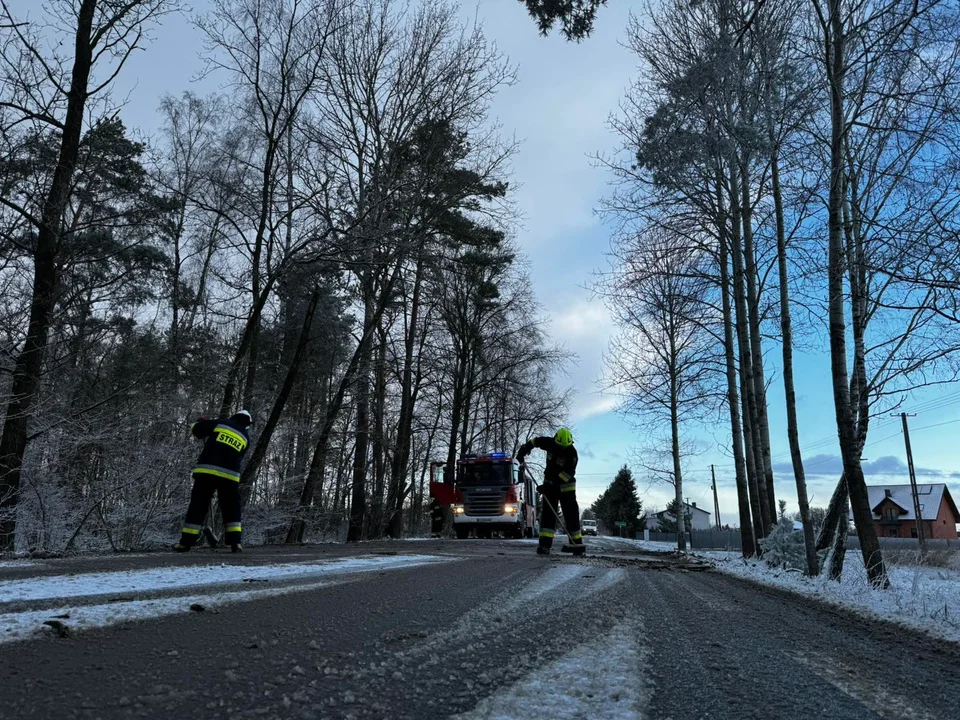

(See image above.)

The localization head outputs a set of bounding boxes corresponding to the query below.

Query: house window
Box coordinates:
[888,529,898,537]
[911,528,918,538]
[883,508,898,521]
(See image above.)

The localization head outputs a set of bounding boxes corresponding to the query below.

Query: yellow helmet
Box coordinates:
[554,427,573,447]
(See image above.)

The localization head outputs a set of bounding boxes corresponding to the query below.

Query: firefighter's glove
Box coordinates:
[535,484,545,495]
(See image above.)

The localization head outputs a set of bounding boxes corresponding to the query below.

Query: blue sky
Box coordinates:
[8,0,960,522]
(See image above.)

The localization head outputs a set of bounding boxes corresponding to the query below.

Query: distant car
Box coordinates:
[581,519,598,536]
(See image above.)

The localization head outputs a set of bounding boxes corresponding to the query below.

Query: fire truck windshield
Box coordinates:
[458,462,512,487]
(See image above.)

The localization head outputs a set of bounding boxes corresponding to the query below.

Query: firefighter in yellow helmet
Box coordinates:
[516,427,584,555]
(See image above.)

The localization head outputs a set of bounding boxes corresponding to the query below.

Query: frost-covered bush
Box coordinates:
[760,518,807,571]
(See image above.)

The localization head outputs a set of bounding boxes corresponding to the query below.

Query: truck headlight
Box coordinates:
[504,504,517,514]
[454,505,465,515]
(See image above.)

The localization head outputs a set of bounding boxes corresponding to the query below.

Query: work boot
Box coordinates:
[231,543,243,554]
[173,543,190,553]
[536,546,550,555]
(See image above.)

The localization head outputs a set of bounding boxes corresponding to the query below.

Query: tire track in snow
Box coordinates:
[321,561,634,718]
[791,650,941,720]
[453,618,649,720]
[403,564,625,655]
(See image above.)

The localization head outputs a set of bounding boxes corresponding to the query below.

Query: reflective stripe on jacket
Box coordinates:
[191,416,250,481]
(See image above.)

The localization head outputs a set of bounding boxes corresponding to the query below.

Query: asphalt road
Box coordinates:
[1,537,959,719]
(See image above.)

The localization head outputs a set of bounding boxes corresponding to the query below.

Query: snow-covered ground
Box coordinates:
[0,554,453,644]
[700,550,960,643]
[595,536,678,553]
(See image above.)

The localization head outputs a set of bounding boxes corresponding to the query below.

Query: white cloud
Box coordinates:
[546,294,619,420]
[574,394,619,422]
[473,2,636,253]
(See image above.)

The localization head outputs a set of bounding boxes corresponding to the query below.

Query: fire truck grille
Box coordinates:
[464,492,504,516]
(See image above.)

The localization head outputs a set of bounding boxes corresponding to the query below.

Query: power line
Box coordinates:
[912,417,960,433]
[764,391,960,466]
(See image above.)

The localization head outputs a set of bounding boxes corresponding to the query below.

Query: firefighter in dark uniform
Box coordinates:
[516,427,584,555]
[174,409,252,553]
[429,497,445,538]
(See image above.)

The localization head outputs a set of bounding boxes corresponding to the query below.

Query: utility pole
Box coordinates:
[897,412,927,557]
[711,464,722,529]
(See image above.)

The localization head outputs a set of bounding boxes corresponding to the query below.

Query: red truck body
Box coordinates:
[430,453,537,539]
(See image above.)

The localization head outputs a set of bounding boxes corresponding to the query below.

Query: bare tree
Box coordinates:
[804,0,960,585]
[0,0,182,549]
[604,226,721,551]
[194,0,342,417]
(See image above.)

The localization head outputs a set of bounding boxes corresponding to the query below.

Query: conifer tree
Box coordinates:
[591,465,644,537]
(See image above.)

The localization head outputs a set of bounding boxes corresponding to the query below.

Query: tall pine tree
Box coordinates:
[591,465,645,537]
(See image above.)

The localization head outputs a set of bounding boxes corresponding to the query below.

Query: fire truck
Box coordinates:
[430,452,537,539]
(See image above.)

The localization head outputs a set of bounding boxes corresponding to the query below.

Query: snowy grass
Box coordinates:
[883,547,960,571]
[699,550,960,643]
[0,554,450,604]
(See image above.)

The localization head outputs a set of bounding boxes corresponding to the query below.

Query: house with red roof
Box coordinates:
[859,484,960,540]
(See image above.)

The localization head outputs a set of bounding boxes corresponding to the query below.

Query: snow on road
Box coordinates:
[597,536,678,553]
[510,563,591,605]
[455,619,648,720]
[701,550,960,643]
[0,554,448,603]
[0,554,454,643]
[0,578,343,645]
[0,560,36,569]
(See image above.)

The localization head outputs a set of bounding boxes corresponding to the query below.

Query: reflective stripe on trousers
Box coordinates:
[193,464,241,481]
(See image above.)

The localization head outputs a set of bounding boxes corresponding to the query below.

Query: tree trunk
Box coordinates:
[828,493,849,581]
[716,170,756,557]
[459,350,476,458]
[346,275,375,543]
[286,262,403,543]
[729,163,770,538]
[669,359,685,552]
[739,159,776,522]
[825,0,887,588]
[184,216,221,332]
[368,321,388,538]
[219,276,278,416]
[0,0,97,550]
[239,135,281,412]
[240,288,320,501]
[446,351,468,469]
[771,145,818,575]
[387,258,425,538]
